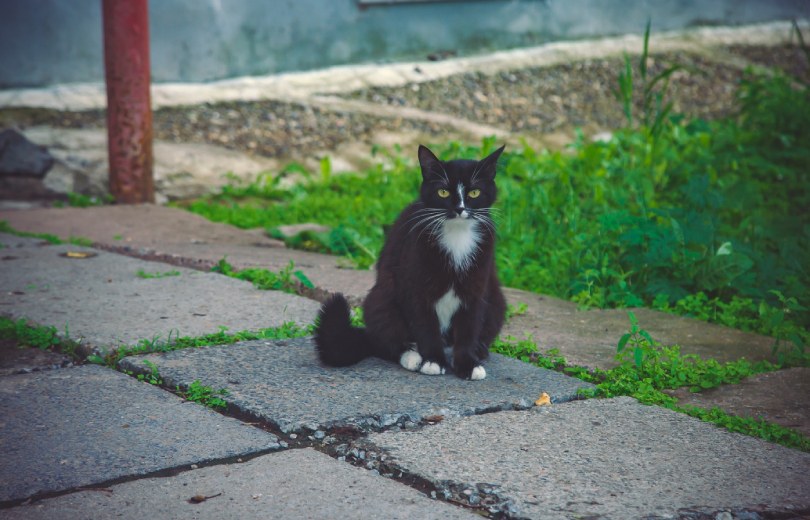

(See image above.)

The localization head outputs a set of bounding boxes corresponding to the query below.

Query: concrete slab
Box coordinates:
[502,288,778,369]
[0,364,280,505]
[1,449,480,520]
[364,397,810,519]
[118,337,593,433]
[0,234,320,350]
[663,367,810,437]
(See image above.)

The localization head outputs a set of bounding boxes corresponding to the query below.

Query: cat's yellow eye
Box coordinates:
[438,189,450,198]
[468,189,481,198]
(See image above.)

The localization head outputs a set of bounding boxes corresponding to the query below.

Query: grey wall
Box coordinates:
[1,0,807,89]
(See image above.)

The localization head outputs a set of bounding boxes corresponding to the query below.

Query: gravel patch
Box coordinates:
[0,101,452,161]
[725,43,810,81]
[343,52,751,134]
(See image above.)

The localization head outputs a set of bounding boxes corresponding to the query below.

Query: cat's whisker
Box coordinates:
[416,215,443,241]
[403,209,445,226]
[407,216,441,237]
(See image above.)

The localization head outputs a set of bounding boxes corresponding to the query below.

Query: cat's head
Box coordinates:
[417,144,504,220]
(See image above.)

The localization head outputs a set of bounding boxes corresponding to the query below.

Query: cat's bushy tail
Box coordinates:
[314,293,375,367]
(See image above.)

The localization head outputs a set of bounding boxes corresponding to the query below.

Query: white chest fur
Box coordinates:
[439,218,480,271]
[435,288,461,332]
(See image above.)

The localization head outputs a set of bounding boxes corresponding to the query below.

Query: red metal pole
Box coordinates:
[102,0,154,203]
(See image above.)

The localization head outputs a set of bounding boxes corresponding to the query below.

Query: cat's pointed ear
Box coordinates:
[418,145,443,182]
[476,145,505,180]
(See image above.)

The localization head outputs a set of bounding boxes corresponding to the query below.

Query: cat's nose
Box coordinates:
[454,207,468,218]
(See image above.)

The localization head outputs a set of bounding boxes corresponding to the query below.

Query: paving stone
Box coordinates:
[0,233,320,350]
[2,449,480,520]
[501,287,777,369]
[0,364,280,504]
[364,396,810,520]
[118,337,593,433]
[663,367,810,437]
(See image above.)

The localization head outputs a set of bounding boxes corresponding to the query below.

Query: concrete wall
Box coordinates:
[1,0,807,89]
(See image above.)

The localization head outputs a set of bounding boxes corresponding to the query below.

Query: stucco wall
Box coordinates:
[0,0,807,89]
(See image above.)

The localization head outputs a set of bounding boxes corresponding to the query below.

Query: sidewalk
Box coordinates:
[1,212,809,519]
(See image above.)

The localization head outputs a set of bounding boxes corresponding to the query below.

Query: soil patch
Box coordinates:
[0,337,72,377]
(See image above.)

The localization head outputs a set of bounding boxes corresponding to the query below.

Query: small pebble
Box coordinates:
[190,464,198,469]
[278,441,289,448]
[313,430,325,439]
[289,434,297,439]
[430,491,437,499]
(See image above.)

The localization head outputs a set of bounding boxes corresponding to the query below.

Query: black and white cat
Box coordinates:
[314,144,506,380]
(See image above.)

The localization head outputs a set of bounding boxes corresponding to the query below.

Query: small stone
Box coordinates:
[715,513,732,520]
[351,449,360,459]
[337,456,346,461]
[737,512,762,520]
[358,450,366,460]
[430,491,437,499]
[469,493,481,505]
[278,441,289,448]
[289,433,297,439]
[190,464,198,469]
[313,430,325,439]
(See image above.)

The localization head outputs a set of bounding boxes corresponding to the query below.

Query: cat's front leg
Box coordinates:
[450,304,489,380]
[408,308,449,376]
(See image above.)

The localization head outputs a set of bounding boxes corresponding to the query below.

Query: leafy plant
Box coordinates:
[53,193,115,208]
[491,313,810,452]
[122,359,163,385]
[0,317,80,358]
[86,322,312,369]
[0,220,93,247]
[136,269,180,279]
[212,256,314,294]
[176,380,230,410]
[504,302,528,323]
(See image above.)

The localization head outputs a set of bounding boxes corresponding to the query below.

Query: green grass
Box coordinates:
[176,68,809,361]
[211,256,314,294]
[136,269,181,279]
[0,317,81,358]
[0,220,93,247]
[491,311,810,452]
[86,321,313,369]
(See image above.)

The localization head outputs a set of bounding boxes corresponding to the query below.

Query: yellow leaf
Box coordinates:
[65,252,95,258]
[535,393,551,406]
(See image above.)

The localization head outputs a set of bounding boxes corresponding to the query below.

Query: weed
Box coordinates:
[491,312,809,452]
[53,193,115,208]
[176,380,230,410]
[86,322,312,369]
[0,220,94,247]
[212,256,314,294]
[0,317,81,358]
[136,269,181,279]
[122,359,163,385]
[504,302,528,323]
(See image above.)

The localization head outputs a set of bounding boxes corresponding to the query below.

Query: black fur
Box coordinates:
[314,144,507,379]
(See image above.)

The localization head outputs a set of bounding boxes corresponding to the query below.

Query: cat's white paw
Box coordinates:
[399,350,422,372]
[470,366,486,380]
[420,361,446,375]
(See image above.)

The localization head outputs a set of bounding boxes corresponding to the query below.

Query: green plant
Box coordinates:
[53,193,115,208]
[177,380,230,410]
[490,312,810,452]
[0,317,80,358]
[504,302,528,323]
[86,322,312,368]
[614,19,691,136]
[136,269,180,279]
[0,220,94,247]
[123,359,163,385]
[212,256,314,294]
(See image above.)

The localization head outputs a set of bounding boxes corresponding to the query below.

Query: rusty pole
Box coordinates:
[102,0,154,203]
